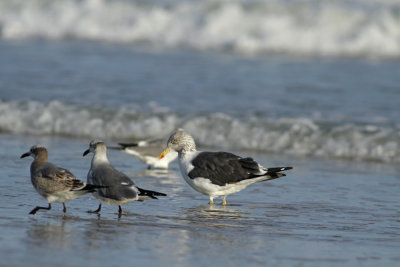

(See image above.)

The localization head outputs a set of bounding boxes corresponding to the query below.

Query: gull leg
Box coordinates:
[118,205,122,218]
[63,203,67,213]
[88,203,102,213]
[222,196,227,206]
[209,196,214,205]
[29,203,52,215]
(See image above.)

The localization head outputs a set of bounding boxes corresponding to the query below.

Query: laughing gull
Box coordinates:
[159,129,293,205]
[21,145,103,215]
[110,138,178,169]
[83,139,167,217]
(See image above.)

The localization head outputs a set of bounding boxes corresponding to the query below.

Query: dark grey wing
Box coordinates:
[90,164,137,201]
[188,152,262,186]
[90,164,133,186]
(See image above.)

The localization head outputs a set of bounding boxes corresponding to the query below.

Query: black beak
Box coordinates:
[83,149,90,157]
[20,152,31,159]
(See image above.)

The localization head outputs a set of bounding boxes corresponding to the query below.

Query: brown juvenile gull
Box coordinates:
[110,138,178,169]
[20,145,103,215]
[159,129,293,205]
[83,139,167,217]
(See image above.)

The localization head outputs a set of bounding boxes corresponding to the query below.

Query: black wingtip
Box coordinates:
[108,143,140,151]
[266,166,293,173]
[118,142,139,148]
[137,187,167,198]
[108,146,123,151]
[83,184,108,191]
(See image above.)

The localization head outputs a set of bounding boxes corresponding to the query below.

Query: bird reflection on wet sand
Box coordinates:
[178,204,250,229]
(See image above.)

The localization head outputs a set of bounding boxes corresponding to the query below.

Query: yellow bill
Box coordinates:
[159,148,171,159]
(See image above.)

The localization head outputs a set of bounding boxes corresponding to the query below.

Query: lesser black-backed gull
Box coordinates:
[83,139,167,217]
[159,129,292,205]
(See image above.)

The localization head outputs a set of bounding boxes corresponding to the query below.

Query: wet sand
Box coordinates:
[1,135,400,266]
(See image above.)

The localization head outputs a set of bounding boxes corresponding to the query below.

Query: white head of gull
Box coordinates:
[165,129,197,155]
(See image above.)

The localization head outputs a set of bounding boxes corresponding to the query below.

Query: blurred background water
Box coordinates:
[0,0,400,266]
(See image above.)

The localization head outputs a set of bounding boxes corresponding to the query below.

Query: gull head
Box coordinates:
[83,139,106,157]
[159,129,196,159]
[20,145,48,160]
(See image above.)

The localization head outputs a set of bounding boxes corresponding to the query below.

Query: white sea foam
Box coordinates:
[1,100,399,163]
[1,0,400,58]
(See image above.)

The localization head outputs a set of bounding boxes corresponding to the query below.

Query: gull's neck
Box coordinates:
[30,151,48,177]
[92,147,109,165]
[34,151,48,163]
[179,143,197,158]
[31,151,48,170]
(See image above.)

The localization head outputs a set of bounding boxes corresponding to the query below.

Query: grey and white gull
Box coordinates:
[110,138,178,169]
[83,139,167,217]
[21,145,102,215]
[159,129,293,205]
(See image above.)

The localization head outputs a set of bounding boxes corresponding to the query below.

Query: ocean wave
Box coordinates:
[1,0,400,58]
[1,100,399,163]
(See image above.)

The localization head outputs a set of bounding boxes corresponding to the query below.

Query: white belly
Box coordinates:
[46,191,83,203]
[187,176,258,197]
[90,190,138,206]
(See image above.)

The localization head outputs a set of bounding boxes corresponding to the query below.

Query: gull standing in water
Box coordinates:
[21,145,102,215]
[159,129,292,205]
[83,139,166,217]
[110,138,178,169]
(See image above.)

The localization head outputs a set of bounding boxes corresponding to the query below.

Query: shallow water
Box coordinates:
[1,135,399,266]
[1,40,400,164]
[1,1,400,264]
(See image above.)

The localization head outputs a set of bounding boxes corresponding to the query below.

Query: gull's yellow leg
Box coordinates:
[222,196,227,206]
[209,196,214,205]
